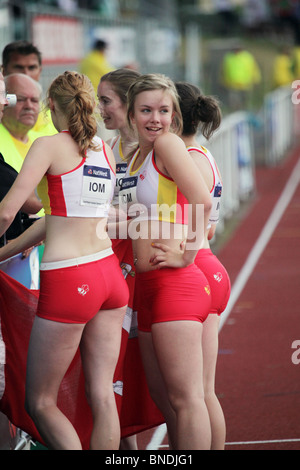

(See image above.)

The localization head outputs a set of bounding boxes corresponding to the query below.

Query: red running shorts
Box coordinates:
[37,248,129,324]
[195,249,231,316]
[135,264,211,332]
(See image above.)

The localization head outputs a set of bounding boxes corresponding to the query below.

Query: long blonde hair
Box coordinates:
[47,71,99,157]
[127,73,183,136]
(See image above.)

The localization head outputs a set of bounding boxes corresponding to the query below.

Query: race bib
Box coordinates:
[210,183,222,224]
[119,175,138,208]
[112,162,128,205]
[80,165,112,208]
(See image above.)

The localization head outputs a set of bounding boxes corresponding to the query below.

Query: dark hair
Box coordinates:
[100,68,141,104]
[93,39,108,51]
[2,41,42,68]
[175,82,221,140]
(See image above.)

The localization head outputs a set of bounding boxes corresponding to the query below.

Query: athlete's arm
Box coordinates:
[0,217,46,262]
[0,137,52,238]
[21,192,43,215]
[154,133,212,267]
[208,224,217,241]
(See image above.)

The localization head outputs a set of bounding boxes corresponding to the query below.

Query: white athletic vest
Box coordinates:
[187,145,223,227]
[37,135,115,218]
[120,148,188,224]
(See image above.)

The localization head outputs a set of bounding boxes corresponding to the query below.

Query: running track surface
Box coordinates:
[137,142,300,451]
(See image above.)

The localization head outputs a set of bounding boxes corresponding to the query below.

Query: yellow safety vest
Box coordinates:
[273,54,294,87]
[0,124,44,216]
[222,51,261,91]
[33,107,57,136]
[80,50,115,93]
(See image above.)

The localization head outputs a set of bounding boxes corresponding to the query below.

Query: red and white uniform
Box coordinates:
[187,145,223,228]
[121,148,211,330]
[37,136,115,218]
[110,138,164,432]
[120,148,189,224]
[36,134,128,325]
[188,145,231,316]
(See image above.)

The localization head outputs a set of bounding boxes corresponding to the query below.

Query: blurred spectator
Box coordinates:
[57,0,78,12]
[0,73,43,246]
[291,44,300,78]
[214,0,238,36]
[2,41,56,136]
[273,45,294,87]
[2,41,42,81]
[242,0,270,33]
[270,0,300,44]
[77,0,120,15]
[1,74,41,173]
[221,45,262,110]
[80,39,115,93]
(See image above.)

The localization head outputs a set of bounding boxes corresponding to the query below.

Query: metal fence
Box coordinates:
[264,86,296,166]
[198,84,299,238]
[0,1,13,55]
[1,2,300,449]
[22,3,181,93]
[199,112,256,235]
[0,2,298,245]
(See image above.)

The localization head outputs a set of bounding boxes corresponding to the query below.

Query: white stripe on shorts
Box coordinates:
[40,247,114,271]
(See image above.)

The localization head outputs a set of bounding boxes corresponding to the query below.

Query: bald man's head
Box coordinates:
[2,73,42,139]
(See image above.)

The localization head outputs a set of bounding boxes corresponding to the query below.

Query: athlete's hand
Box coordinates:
[149,242,189,269]
[21,247,34,259]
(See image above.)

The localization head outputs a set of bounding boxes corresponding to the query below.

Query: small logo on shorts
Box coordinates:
[78,284,89,296]
[120,262,135,279]
[214,272,223,283]
[204,285,211,296]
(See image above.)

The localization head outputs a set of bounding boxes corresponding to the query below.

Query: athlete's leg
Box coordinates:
[151,321,211,450]
[25,317,85,450]
[202,314,226,450]
[80,305,126,450]
[119,434,138,450]
[138,330,177,449]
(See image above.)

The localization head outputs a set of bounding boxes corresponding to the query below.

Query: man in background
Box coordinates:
[2,40,56,136]
[0,72,41,247]
[221,44,262,110]
[1,73,42,172]
[80,39,114,93]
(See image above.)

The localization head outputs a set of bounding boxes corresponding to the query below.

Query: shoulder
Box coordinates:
[102,140,116,172]
[107,134,119,149]
[32,133,66,148]
[188,144,208,156]
[29,135,54,148]
[92,135,103,147]
[26,134,65,162]
[154,132,185,155]
[154,133,191,176]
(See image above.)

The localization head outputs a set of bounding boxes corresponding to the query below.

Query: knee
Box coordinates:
[84,383,114,411]
[168,388,205,414]
[25,389,55,421]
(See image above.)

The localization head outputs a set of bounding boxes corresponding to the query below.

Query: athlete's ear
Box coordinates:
[48,97,55,112]
[129,111,135,126]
